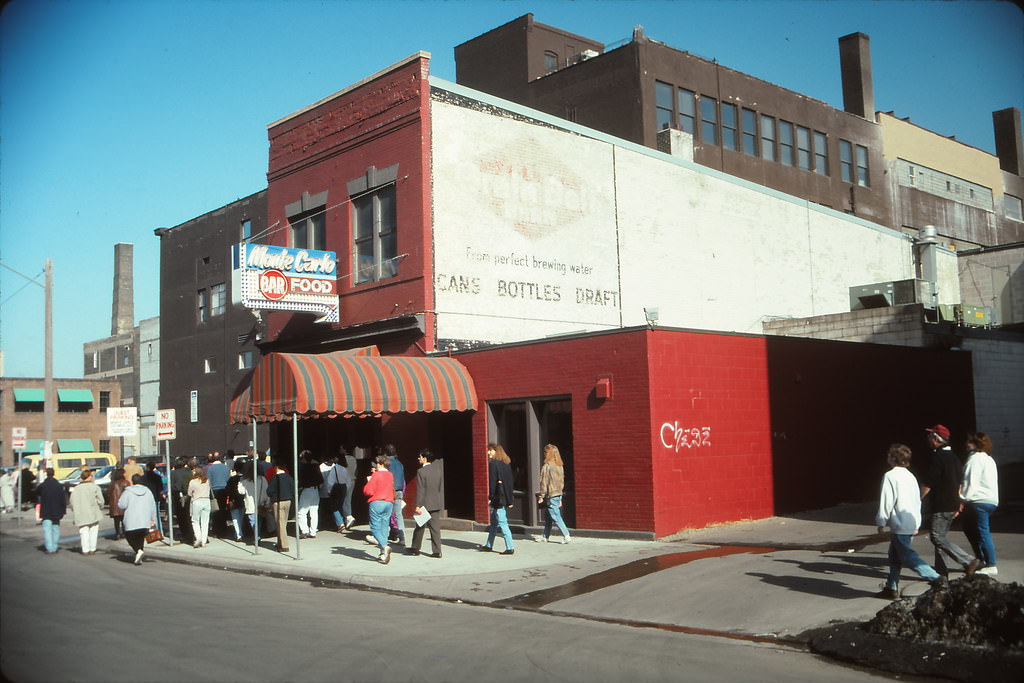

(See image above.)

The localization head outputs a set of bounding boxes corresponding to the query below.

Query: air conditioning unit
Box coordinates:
[960,305,993,327]
[569,49,600,65]
[849,279,934,311]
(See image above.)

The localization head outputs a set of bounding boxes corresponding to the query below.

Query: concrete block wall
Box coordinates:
[961,335,1024,465]
[762,305,927,346]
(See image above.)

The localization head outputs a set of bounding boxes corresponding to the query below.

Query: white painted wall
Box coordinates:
[430,93,914,343]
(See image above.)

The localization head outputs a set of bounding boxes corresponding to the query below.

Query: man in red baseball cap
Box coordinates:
[921,424,978,578]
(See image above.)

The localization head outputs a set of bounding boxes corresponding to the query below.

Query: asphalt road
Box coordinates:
[0,533,889,683]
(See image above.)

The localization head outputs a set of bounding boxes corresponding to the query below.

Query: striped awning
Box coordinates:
[229,346,477,423]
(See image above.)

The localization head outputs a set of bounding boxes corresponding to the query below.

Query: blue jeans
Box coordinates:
[543,496,570,540]
[329,486,347,528]
[486,506,514,550]
[963,502,998,567]
[41,519,60,552]
[886,533,940,590]
[230,507,245,539]
[368,500,394,552]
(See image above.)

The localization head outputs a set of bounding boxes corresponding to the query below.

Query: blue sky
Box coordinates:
[2,0,1021,379]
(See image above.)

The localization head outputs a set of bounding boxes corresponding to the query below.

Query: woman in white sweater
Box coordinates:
[960,432,999,576]
[874,443,940,598]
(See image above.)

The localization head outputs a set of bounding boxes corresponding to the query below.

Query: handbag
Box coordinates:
[209,492,220,512]
[145,526,163,544]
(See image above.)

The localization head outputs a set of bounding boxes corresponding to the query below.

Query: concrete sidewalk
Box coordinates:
[3,502,1020,642]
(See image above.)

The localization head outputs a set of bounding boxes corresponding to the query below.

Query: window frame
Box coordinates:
[839,139,853,183]
[778,121,794,166]
[720,102,739,151]
[655,80,673,130]
[813,130,829,176]
[796,125,812,171]
[677,87,696,134]
[760,114,776,161]
[210,282,227,317]
[197,288,208,323]
[348,165,400,286]
[700,95,719,146]
[741,108,758,157]
[855,144,870,187]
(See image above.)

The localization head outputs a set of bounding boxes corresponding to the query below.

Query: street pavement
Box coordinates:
[2,501,1020,645]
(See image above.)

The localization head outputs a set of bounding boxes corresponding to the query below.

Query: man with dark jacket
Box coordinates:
[37,468,66,554]
[267,461,295,553]
[921,424,978,577]
[407,449,444,558]
[170,457,195,544]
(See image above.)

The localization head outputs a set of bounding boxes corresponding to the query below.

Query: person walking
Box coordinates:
[267,460,295,553]
[321,455,352,532]
[296,450,323,539]
[187,467,212,548]
[874,443,942,599]
[20,461,37,510]
[239,462,271,544]
[921,425,977,577]
[225,460,247,541]
[37,468,66,554]
[0,467,16,513]
[143,462,165,532]
[536,444,571,544]
[107,468,129,540]
[206,453,230,537]
[407,449,443,558]
[118,474,157,565]
[479,444,515,555]
[170,457,195,544]
[385,445,406,547]
[363,454,394,564]
[68,468,105,555]
[339,446,357,530]
[960,432,1000,576]
[122,456,144,487]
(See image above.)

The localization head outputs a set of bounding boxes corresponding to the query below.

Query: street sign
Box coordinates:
[11,427,26,451]
[155,409,176,441]
[190,390,198,423]
[106,407,138,437]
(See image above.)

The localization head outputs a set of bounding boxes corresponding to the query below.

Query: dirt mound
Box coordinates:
[806,577,1024,682]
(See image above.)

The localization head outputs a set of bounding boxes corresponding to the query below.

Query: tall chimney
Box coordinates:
[839,33,875,120]
[111,243,134,335]
[993,107,1023,176]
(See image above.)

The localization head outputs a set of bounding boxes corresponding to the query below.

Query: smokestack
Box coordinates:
[111,243,134,335]
[839,33,875,120]
[993,107,1023,175]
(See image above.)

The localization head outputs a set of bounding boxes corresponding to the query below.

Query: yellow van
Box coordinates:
[26,452,117,479]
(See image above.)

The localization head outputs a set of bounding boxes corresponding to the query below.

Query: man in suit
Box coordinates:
[406,449,444,559]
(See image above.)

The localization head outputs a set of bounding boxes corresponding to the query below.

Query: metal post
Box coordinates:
[252,421,259,556]
[292,416,300,560]
[43,260,53,451]
[15,452,23,527]
[164,440,173,545]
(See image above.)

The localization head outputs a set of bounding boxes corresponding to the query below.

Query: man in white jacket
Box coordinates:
[875,443,941,599]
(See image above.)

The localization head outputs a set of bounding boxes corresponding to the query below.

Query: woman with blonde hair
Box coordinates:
[536,444,571,544]
[187,466,212,548]
[479,444,515,554]
[961,432,999,576]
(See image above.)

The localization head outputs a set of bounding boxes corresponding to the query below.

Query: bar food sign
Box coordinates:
[232,243,339,322]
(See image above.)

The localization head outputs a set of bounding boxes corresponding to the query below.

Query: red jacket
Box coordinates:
[363,469,394,503]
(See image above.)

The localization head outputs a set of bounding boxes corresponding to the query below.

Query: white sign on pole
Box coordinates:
[106,407,138,437]
[155,409,176,441]
[190,390,198,423]
[11,427,26,451]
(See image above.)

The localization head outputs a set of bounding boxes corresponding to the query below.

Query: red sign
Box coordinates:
[259,269,288,301]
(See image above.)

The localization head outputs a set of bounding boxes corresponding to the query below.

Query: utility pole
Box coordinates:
[44,259,54,452]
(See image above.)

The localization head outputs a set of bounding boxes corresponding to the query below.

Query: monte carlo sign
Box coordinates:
[231,243,340,323]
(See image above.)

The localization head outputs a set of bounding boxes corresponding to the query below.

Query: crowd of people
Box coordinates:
[874,424,1000,598]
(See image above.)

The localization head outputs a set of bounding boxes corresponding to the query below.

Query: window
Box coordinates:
[1006,194,1024,221]
[121,344,131,366]
[240,219,252,241]
[210,282,227,316]
[238,351,254,370]
[741,109,758,156]
[855,145,870,187]
[655,81,673,130]
[290,212,326,251]
[778,121,794,166]
[700,96,718,145]
[720,103,738,151]
[796,125,812,171]
[676,88,696,134]
[99,391,111,412]
[203,357,216,374]
[197,288,208,323]
[760,115,776,161]
[91,352,98,370]
[99,440,110,453]
[839,140,853,183]
[352,184,397,285]
[544,51,558,73]
[813,131,829,176]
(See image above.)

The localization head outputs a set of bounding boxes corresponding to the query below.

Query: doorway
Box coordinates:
[488,397,574,527]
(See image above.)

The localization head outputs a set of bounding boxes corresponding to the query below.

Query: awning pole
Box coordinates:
[252,420,259,556]
[293,416,300,560]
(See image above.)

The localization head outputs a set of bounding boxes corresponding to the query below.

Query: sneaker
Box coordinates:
[976,566,998,576]
[345,515,356,528]
[561,537,571,544]
[534,537,548,543]
[380,546,392,565]
[873,588,898,599]
[365,534,377,545]
[501,549,515,555]
[134,549,144,565]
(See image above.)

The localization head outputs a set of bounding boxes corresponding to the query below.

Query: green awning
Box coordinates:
[57,389,94,403]
[20,439,44,454]
[56,438,94,452]
[13,388,44,402]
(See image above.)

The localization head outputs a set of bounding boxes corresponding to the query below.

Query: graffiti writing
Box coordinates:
[660,422,712,452]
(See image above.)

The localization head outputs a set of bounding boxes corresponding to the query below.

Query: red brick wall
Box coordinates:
[647,331,774,536]
[457,330,656,533]
[263,55,437,348]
